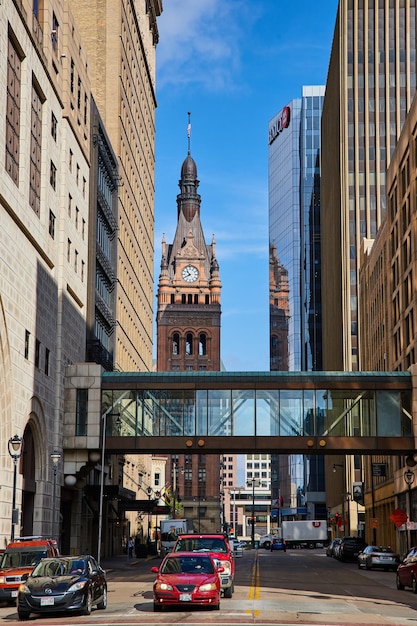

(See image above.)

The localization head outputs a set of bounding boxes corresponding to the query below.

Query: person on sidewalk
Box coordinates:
[128,536,134,559]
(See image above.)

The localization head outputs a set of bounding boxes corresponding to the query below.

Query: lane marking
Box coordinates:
[246,550,260,615]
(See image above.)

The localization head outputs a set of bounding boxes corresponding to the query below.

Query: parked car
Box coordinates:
[326,538,342,558]
[357,545,400,571]
[17,555,107,620]
[337,536,367,562]
[0,536,59,605]
[172,534,235,598]
[151,552,222,611]
[270,538,286,552]
[396,547,417,592]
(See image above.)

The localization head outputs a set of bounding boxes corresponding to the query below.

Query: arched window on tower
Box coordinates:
[186,333,193,355]
[172,333,180,355]
[199,333,207,356]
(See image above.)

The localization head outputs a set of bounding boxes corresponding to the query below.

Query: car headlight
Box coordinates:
[155,582,173,591]
[68,580,88,593]
[18,584,30,594]
[199,582,217,592]
[219,560,231,574]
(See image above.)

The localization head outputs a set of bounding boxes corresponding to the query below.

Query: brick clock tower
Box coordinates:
[156,142,222,532]
[156,150,221,371]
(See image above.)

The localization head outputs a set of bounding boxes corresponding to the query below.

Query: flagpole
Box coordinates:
[187,111,191,154]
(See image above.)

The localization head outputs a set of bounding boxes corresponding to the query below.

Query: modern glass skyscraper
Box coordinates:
[269,86,324,373]
[268,86,326,520]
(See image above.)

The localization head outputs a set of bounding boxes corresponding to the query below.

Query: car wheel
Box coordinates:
[82,590,92,615]
[412,577,417,594]
[154,603,163,612]
[264,541,271,549]
[396,574,405,590]
[97,586,107,610]
[17,610,31,621]
[365,561,370,570]
[224,586,233,598]
[212,602,220,610]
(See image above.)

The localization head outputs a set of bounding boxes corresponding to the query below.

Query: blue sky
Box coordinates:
[154,0,338,372]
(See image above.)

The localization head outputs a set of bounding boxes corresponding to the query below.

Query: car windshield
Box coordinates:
[174,538,227,553]
[161,556,214,574]
[31,558,86,578]
[375,547,395,553]
[0,549,47,568]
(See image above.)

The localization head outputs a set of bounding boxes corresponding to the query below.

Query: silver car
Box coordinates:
[357,545,400,571]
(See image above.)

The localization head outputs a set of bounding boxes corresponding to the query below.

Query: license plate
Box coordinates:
[40,597,55,606]
[11,591,18,598]
[179,593,192,602]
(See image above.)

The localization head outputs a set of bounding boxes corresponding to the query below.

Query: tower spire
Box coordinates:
[187,111,191,155]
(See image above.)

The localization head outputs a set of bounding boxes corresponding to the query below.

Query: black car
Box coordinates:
[337,536,367,562]
[17,555,107,620]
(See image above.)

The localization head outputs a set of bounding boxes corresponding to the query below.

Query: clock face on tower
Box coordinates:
[182,265,199,283]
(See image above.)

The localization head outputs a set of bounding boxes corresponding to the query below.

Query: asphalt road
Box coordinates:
[1,548,417,625]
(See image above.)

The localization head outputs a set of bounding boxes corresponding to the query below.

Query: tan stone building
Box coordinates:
[359,91,417,551]
[71,0,162,373]
[0,0,162,554]
[0,0,91,546]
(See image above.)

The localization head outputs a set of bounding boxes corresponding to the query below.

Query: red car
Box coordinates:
[151,552,222,612]
[397,547,417,591]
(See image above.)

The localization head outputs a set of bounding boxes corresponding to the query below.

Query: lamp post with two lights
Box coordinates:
[8,434,23,542]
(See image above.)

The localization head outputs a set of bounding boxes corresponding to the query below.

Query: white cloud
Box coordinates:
[157,0,256,91]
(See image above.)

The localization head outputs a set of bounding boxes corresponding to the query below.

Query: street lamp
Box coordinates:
[404,469,415,553]
[247,478,258,548]
[8,434,23,541]
[50,450,61,543]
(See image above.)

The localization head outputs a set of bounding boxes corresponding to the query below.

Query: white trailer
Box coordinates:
[281,520,328,549]
[160,518,194,555]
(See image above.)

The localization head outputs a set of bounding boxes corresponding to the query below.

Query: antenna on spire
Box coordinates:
[187,111,191,154]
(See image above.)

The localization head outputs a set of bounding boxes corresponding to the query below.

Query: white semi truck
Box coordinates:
[160,518,194,555]
[281,520,328,549]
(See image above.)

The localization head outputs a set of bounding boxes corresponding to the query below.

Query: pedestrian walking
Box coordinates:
[128,536,134,559]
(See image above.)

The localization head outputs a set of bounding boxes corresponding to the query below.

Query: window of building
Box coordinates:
[50,160,56,189]
[70,58,75,93]
[24,330,30,359]
[6,34,22,185]
[49,210,55,238]
[69,149,73,171]
[51,111,57,140]
[35,338,40,368]
[172,333,179,355]
[81,260,85,282]
[194,294,199,304]
[45,348,50,375]
[186,333,193,355]
[76,388,88,436]
[205,295,209,304]
[199,334,207,355]
[75,206,79,229]
[76,163,80,185]
[51,13,59,53]
[74,249,78,272]
[77,77,81,110]
[154,472,160,486]
[29,81,43,215]
[67,239,71,262]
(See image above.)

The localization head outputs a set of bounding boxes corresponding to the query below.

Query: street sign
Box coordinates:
[372,463,387,477]
[389,508,408,527]
[370,518,378,528]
